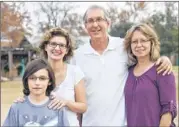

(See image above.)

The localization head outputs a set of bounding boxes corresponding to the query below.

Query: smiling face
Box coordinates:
[85,8,110,39]
[45,36,68,61]
[131,30,151,60]
[28,68,50,97]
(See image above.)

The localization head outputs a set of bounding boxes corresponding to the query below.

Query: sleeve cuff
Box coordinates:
[161,100,177,120]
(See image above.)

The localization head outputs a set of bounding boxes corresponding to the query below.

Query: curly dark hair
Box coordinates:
[39,27,75,62]
[22,59,56,96]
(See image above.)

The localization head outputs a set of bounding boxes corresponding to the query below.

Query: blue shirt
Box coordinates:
[3,96,69,126]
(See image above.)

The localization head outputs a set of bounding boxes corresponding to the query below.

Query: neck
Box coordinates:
[48,59,65,73]
[28,94,48,104]
[137,56,153,67]
[90,35,109,54]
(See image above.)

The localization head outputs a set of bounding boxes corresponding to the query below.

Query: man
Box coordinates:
[72,5,172,126]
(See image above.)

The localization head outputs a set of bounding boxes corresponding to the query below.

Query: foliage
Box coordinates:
[1,2,32,48]
[108,2,178,56]
[35,2,85,36]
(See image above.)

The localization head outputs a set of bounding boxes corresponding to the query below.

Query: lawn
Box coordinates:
[1,66,178,125]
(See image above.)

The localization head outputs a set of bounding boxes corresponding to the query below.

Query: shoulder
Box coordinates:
[110,36,124,42]
[128,65,135,72]
[109,36,124,47]
[9,101,27,112]
[157,71,175,80]
[75,43,89,55]
[67,64,82,72]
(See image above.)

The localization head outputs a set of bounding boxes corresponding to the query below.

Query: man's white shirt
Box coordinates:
[72,36,128,126]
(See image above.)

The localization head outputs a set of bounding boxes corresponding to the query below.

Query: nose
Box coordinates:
[92,21,98,27]
[54,45,61,50]
[34,78,41,85]
[136,41,142,47]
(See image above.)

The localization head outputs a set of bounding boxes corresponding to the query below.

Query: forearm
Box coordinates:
[159,112,172,127]
[66,100,87,113]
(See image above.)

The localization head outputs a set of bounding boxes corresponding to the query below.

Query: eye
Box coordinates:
[29,76,36,80]
[132,40,137,44]
[141,39,148,43]
[50,42,57,46]
[59,44,66,48]
[96,17,103,22]
[39,76,48,81]
[87,18,94,23]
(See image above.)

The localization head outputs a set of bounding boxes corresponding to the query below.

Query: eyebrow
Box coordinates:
[30,74,48,77]
[49,42,67,44]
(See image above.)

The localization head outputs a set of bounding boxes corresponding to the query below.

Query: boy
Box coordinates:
[3,59,69,126]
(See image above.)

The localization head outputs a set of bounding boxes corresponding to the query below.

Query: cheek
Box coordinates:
[131,45,135,53]
[148,44,152,52]
[45,46,50,55]
[27,81,32,89]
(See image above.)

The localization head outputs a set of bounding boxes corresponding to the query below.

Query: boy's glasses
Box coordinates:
[28,76,49,82]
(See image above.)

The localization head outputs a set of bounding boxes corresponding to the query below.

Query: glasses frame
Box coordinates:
[131,39,151,46]
[28,76,49,82]
[85,17,107,25]
[48,42,67,49]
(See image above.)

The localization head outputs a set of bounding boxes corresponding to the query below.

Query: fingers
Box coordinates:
[157,61,172,75]
[53,101,64,110]
[48,99,66,110]
[57,102,65,110]
[13,97,25,103]
[157,61,168,74]
[162,65,170,76]
[167,64,172,75]
[48,98,59,109]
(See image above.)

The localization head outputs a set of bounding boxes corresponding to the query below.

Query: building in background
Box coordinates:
[1,36,36,80]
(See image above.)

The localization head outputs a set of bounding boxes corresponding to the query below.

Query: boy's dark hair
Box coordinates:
[22,59,55,96]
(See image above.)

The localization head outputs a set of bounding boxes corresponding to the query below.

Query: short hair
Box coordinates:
[83,5,110,23]
[124,23,160,64]
[22,59,55,96]
[39,27,74,62]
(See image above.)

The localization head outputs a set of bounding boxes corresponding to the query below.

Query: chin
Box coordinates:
[92,35,102,39]
[50,56,63,61]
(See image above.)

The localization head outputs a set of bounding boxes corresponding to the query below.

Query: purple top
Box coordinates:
[124,65,177,127]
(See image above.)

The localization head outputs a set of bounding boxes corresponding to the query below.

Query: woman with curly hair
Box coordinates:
[39,28,87,126]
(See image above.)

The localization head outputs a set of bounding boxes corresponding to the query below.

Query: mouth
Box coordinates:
[91,29,101,33]
[33,88,42,90]
[52,50,63,56]
[135,48,145,52]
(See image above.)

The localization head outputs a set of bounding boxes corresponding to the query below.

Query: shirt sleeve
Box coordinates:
[58,108,70,126]
[74,65,85,86]
[3,105,18,126]
[157,72,177,120]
